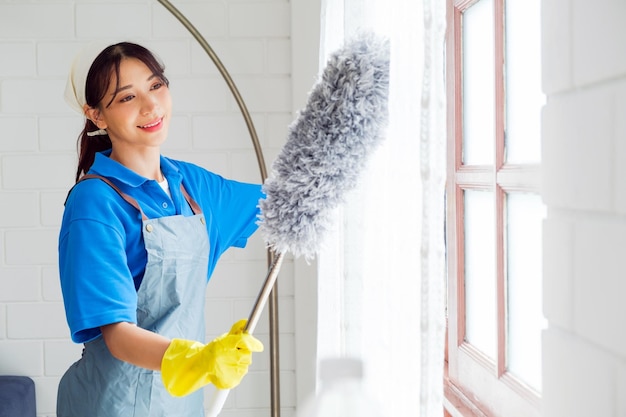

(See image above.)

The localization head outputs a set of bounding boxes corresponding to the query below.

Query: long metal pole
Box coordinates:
[156,2,281,416]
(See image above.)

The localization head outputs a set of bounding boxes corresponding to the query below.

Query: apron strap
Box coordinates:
[180,183,202,215]
[67,174,204,218]
[78,174,148,220]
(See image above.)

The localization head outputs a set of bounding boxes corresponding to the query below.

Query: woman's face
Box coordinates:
[92,58,172,151]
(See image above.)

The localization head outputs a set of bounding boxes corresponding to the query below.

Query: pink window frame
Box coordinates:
[444,0,542,416]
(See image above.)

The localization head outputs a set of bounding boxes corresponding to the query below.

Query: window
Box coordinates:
[444,0,546,416]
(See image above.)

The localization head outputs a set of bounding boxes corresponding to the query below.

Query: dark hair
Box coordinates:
[75,42,169,182]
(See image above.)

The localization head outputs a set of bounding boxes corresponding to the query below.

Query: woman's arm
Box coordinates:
[102,319,264,396]
[101,322,171,370]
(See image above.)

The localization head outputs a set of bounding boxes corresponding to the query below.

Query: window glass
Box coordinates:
[506,192,547,391]
[464,189,496,359]
[504,0,545,164]
[462,0,495,166]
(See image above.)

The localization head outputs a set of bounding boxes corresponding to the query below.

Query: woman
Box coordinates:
[57,41,264,417]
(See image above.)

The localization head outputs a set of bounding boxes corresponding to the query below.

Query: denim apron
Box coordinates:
[58,175,209,417]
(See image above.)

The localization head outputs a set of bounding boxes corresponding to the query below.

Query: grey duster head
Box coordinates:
[258,32,390,258]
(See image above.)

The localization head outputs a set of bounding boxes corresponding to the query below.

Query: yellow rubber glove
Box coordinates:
[161,319,264,397]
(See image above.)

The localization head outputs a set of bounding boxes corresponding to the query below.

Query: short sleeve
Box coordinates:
[202,177,263,278]
[174,164,263,278]
[212,179,263,249]
[59,181,139,343]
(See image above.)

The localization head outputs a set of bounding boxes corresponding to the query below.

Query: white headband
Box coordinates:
[64,41,111,115]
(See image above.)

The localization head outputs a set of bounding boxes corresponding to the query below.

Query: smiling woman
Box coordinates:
[83,57,172,177]
[65,42,173,182]
[56,42,265,417]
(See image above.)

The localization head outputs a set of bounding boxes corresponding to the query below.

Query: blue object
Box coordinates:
[0,376,36,417]
[59,152,262,343]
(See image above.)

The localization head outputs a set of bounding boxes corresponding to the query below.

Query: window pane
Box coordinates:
[506,192,547,391]
[462,0,495,166]
[464,189,496,359]
[504,0,546,164]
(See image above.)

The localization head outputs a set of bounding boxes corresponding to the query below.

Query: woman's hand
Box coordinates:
[161,319,264,396]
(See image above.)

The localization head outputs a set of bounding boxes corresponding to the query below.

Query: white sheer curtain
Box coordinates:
[315,0,447,416]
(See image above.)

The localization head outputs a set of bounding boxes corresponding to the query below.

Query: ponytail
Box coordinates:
[75,119,111,183]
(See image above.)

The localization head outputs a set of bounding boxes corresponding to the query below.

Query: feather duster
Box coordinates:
[259,32,390,258]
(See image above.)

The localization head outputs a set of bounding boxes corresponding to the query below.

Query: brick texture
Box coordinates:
[542,0,626,414]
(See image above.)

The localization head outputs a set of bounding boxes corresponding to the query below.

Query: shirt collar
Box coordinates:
[89,150,182,188]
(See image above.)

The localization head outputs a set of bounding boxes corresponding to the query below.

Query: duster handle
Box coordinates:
[206,389,230,417]
[246,251,285,332]
[205,251,286,417]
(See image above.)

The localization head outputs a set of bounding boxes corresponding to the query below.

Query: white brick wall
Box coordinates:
[0,1,301,416]
[542,0,626,415]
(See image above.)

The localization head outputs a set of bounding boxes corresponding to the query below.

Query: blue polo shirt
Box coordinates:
[59,151,263,343]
